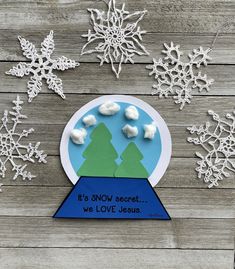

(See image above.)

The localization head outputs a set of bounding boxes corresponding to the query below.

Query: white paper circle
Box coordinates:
[60,95,172,187]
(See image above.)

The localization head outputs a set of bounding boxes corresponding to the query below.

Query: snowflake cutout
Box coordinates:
[187,110,235,188]
[0,95,47,188]
[146,42,214,110]
[6,31,79,102]
[81,0,149,78]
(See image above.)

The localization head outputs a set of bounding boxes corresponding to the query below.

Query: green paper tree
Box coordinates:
[115,142,149,178]
[77,123,118,177]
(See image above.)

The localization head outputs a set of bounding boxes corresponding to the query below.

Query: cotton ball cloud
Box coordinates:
[99,101,120,116]
[70,128,87,145]
[82,114,97,127]
[144,122,157,140]
[125,105,139,120]
[122,124,138,138]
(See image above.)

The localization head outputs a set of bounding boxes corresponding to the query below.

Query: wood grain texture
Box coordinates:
[1,217,234,249]
[3,156,235,188]
[0,248,233,269]
[1,63,235,96]
[1,31,235,64]
[0,0,235,33]
[1,94,235,125]
[0,186,234,218]
[1,0,235,268]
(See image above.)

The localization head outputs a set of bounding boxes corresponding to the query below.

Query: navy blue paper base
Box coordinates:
[54,177,170,220]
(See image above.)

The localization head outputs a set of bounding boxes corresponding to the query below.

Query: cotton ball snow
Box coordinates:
[122,124,138,138]
[82,114,97,127]
[70,128,87,145]
[144,122,157,140]
[125,105,139,120]
[99,101,120,116]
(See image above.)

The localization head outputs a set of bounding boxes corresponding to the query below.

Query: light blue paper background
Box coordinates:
[68,102,162,176]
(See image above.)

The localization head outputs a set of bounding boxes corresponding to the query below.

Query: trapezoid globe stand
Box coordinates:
[54,177,170,220]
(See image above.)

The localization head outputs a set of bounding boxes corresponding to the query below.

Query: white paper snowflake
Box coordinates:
[146,42,214,110]
[6,31,79,102]
[81,0,149,78]
[187,110,235,188]
[0,95,47,187]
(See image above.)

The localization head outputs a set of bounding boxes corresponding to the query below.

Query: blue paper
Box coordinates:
[54,176,170,220]
[68,102,162,177]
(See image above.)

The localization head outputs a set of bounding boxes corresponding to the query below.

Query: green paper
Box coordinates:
[115,142,149,178]
[77,123,118,177]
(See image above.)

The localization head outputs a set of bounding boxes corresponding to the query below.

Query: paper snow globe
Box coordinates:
[54,95,172,219]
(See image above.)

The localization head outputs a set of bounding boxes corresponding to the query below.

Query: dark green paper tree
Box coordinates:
[77,123,118,177]
[115,142,149,178]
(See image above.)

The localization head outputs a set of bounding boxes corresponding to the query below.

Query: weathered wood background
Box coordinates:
[1,0,235,268]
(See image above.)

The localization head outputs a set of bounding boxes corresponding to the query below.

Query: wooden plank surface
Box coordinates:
[0,32,235,64]
[0,248,233,269]
[1,63,235,96]
[1,94,235,125]
[1,186,235,218]
[1,217,234,249]
[0,0,235,33]
[0,0,235,268]
[3,156,235,188]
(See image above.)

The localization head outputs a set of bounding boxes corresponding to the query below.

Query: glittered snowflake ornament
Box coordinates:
[6,31,79,102]
[0,96,47,188]
[81,0,149,78]
[187,110,235,188]
[147,42,214,110]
